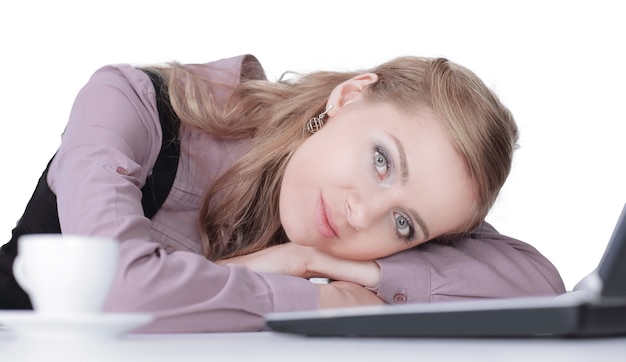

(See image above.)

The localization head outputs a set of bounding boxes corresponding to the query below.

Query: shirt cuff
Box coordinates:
[375,250,431,304]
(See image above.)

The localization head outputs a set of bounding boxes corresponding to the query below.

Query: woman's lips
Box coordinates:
[316,193,339,239]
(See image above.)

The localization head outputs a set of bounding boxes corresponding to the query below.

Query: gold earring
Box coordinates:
[306,105,333,134]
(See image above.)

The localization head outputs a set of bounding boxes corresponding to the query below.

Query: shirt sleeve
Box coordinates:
[47,64,318,333]
[373,222,566,304]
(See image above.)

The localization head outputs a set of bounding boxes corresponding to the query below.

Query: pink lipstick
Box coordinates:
[316,193,338,239]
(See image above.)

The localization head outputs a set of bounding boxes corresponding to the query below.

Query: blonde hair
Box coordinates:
[151,56,518,260]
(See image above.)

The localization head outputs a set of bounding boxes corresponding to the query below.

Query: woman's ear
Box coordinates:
[326,73,378,117]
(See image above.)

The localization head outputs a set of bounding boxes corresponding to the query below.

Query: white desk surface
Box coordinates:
[2,328,626,362]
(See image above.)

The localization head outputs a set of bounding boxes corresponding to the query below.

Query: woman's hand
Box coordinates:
[215,243,312,277]
[317,281,385,308]
[216,242,382,289]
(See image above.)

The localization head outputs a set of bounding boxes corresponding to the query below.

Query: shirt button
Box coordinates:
[116,167,129,175]
[393,291,407,304]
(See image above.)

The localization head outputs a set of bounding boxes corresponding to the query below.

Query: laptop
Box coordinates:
[265,204,626,338]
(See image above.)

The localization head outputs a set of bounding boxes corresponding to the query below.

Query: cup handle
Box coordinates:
[12,256,31,293]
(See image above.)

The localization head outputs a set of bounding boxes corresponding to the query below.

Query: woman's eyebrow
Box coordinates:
[389,134,409,184]
[388,133,430,240]
[409,207,430,240]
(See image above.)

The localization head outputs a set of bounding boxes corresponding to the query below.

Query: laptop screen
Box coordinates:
[597,203,626,298]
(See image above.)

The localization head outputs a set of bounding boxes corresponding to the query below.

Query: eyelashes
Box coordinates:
[393,211,415,243]
[372,145,416,243]
[373,146,392,180]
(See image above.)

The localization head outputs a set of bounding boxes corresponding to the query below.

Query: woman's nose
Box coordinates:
[346,191,386,232]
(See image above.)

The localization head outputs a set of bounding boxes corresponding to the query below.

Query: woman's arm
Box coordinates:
[220,223,566,305]
[47,63,338,333]
[217,242,381,288]
[373,222,566,304]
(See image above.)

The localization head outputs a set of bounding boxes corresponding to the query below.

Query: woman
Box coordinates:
[0,54,565,332]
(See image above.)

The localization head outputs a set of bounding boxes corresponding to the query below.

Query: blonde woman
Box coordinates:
[0,54,565,332]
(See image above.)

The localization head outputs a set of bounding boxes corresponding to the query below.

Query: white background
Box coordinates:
[0,0,624,290]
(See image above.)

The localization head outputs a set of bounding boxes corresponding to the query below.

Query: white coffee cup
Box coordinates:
[13,234,119,315]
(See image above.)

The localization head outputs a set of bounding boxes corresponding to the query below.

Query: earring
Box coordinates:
[306,105,333,134]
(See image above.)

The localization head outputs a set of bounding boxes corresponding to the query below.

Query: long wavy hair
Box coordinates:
[148,55,518,261]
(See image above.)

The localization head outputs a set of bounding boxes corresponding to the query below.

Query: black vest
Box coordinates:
[0,70,180,309]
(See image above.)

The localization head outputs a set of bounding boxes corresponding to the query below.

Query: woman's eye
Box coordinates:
[393,211,415,242]
[373,147,391,179]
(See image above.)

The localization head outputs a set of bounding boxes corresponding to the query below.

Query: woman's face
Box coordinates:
[279,95,476,260]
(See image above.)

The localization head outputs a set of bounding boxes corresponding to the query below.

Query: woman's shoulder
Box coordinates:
[83,54,265,93]
[85,64,154,94]
[187,54,266,82]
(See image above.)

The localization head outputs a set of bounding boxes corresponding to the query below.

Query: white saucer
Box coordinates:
[0,311,153,342]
